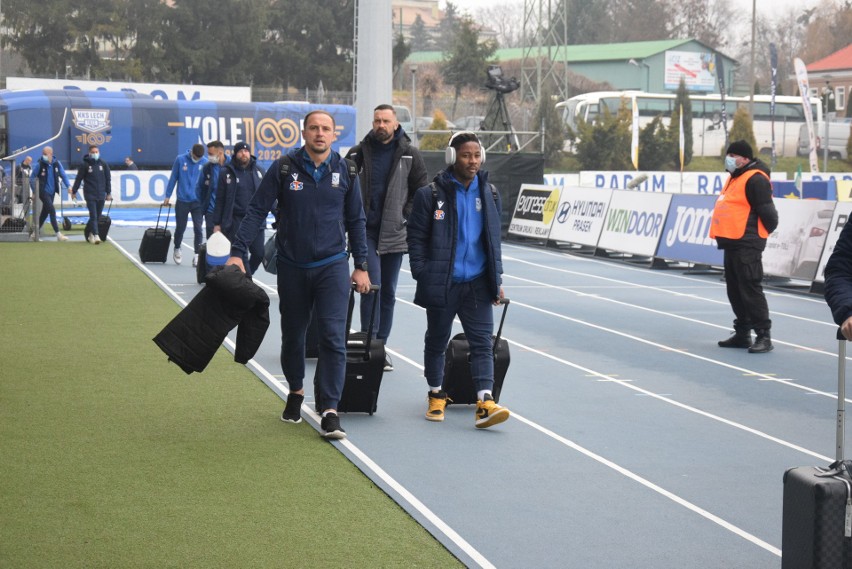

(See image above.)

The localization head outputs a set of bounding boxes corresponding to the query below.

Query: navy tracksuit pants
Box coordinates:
[277,256,350,410]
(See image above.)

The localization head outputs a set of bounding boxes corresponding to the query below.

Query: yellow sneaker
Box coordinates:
[425,390,450,422]
[475,394,510,429]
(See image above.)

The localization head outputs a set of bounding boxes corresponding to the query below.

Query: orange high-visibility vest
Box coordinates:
[709,169,770,240]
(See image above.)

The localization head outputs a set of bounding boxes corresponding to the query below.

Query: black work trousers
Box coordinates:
[723,247,771,331]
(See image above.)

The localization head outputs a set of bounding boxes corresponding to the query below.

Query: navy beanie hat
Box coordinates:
[233,141,250,155]
[726,140,753,160]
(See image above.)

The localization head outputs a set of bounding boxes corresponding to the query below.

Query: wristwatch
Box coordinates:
[356,261,368,272]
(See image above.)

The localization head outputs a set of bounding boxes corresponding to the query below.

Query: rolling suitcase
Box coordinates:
[139,204,171,263]
[443,298,510,405]
[84,200,112,241]
[314,285,385,415]
[782,332,852,568]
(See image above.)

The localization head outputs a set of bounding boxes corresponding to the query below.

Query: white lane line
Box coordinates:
[503,271,837,358]
[510,412,782,557]
[509,297,847,403]
[392,296,787,556]
[109,239,496,569]
[503,246,832,313]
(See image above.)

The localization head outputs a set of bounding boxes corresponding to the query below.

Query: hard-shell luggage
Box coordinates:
[314,285,385,415]
[782,333,852,568]
[442,298,510,404]
[84,200,112,241]
[139,204,171,263]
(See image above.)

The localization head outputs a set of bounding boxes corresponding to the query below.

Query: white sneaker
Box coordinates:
[192,253,199,267]
[94,235,102,244]
[87,234,96,244]
[56,232,68,242]
[173,247,182,264]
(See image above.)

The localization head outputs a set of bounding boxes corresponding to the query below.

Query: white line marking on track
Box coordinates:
[108,239,496,569]
[389,298,786,556]
[510,412,782,557]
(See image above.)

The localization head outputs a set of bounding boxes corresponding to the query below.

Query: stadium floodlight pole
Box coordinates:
[1,107,69,161]
[748,0,756,118]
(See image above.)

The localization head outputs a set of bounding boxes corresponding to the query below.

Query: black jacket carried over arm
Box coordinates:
[153,265,270,374]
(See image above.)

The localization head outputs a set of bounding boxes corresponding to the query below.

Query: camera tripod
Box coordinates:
[481,90,520,152]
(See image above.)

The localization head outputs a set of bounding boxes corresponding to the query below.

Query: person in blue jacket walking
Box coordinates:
[70,144,112,244]
[197,141,229,239]
[163,144,207,265]
[31,146,71,241]
[226,110,371,440]
[213,141,265,274]
[406,131,510,429]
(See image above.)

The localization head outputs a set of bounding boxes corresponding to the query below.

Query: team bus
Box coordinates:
[0,89,356,171]
[556,90,822,158]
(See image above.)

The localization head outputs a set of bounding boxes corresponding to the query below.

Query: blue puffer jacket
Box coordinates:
[165,150,206,203]
[71,155,112,200]
[407,169,503,309]
[824,220,852,326]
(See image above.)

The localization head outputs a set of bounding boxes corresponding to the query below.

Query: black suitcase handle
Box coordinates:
[347,283,380,360]
[155,203,171,231]
[494,298,510,353]
[838,330,847,463]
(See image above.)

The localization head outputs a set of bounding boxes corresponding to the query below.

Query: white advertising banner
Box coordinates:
[763,199,836,281]
[6,76,252,102]
[597,190,672,256]
[55,171,175,205]
[814,201,852,283]
[543,173,580,187]
[579,171,788,194]
[508,184,561,239]
[664,50,717,92]
[548,187,613,247]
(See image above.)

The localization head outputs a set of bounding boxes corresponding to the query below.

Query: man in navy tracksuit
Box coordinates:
[31,147,71,241]
[407,131,510,429]
[213,141,265,274]
[227,111,371,440]
[163,144,207,266]
[70,144,112,244]
[197,140,229,239]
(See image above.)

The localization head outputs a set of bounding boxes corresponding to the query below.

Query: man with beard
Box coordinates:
[345,104,427,371]
[213,141,265,274]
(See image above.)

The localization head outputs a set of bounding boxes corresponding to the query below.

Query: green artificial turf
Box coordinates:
[0,242,461,568]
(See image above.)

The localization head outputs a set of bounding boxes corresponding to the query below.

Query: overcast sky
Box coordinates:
[452,0,821,24]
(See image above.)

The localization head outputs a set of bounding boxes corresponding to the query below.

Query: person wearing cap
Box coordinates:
[163,143,207,266]
[710,140,779,353]
[213,141,265,274]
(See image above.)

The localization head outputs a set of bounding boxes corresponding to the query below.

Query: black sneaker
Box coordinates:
[384,354,394,372]
[280,393,304,424]
[320,412,346,440]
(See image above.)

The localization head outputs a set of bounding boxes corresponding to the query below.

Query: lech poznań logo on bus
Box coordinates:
[72,109,113,146]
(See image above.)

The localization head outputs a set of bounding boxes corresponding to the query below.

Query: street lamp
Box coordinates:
[410,64,417,138]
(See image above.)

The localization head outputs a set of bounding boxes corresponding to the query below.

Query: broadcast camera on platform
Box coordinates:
[484,65,520,94]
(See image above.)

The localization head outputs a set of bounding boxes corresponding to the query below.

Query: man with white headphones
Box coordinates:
[406,131,510,429]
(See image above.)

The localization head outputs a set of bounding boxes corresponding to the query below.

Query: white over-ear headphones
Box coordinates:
[444,131,486,166]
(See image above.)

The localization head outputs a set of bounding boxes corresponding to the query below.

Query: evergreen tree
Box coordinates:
[419,110,451,151]
[638,117,669,171]
[726,107,758,157]
[534,86,565,165]
[441,18,497,118]
[575,103,633,170]
[410,14,433,52]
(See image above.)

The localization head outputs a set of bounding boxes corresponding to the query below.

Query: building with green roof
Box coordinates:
[407,38,739,95]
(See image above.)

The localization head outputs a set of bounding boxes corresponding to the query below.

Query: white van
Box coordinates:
[393,105,414,134]
[798,121,851,160]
